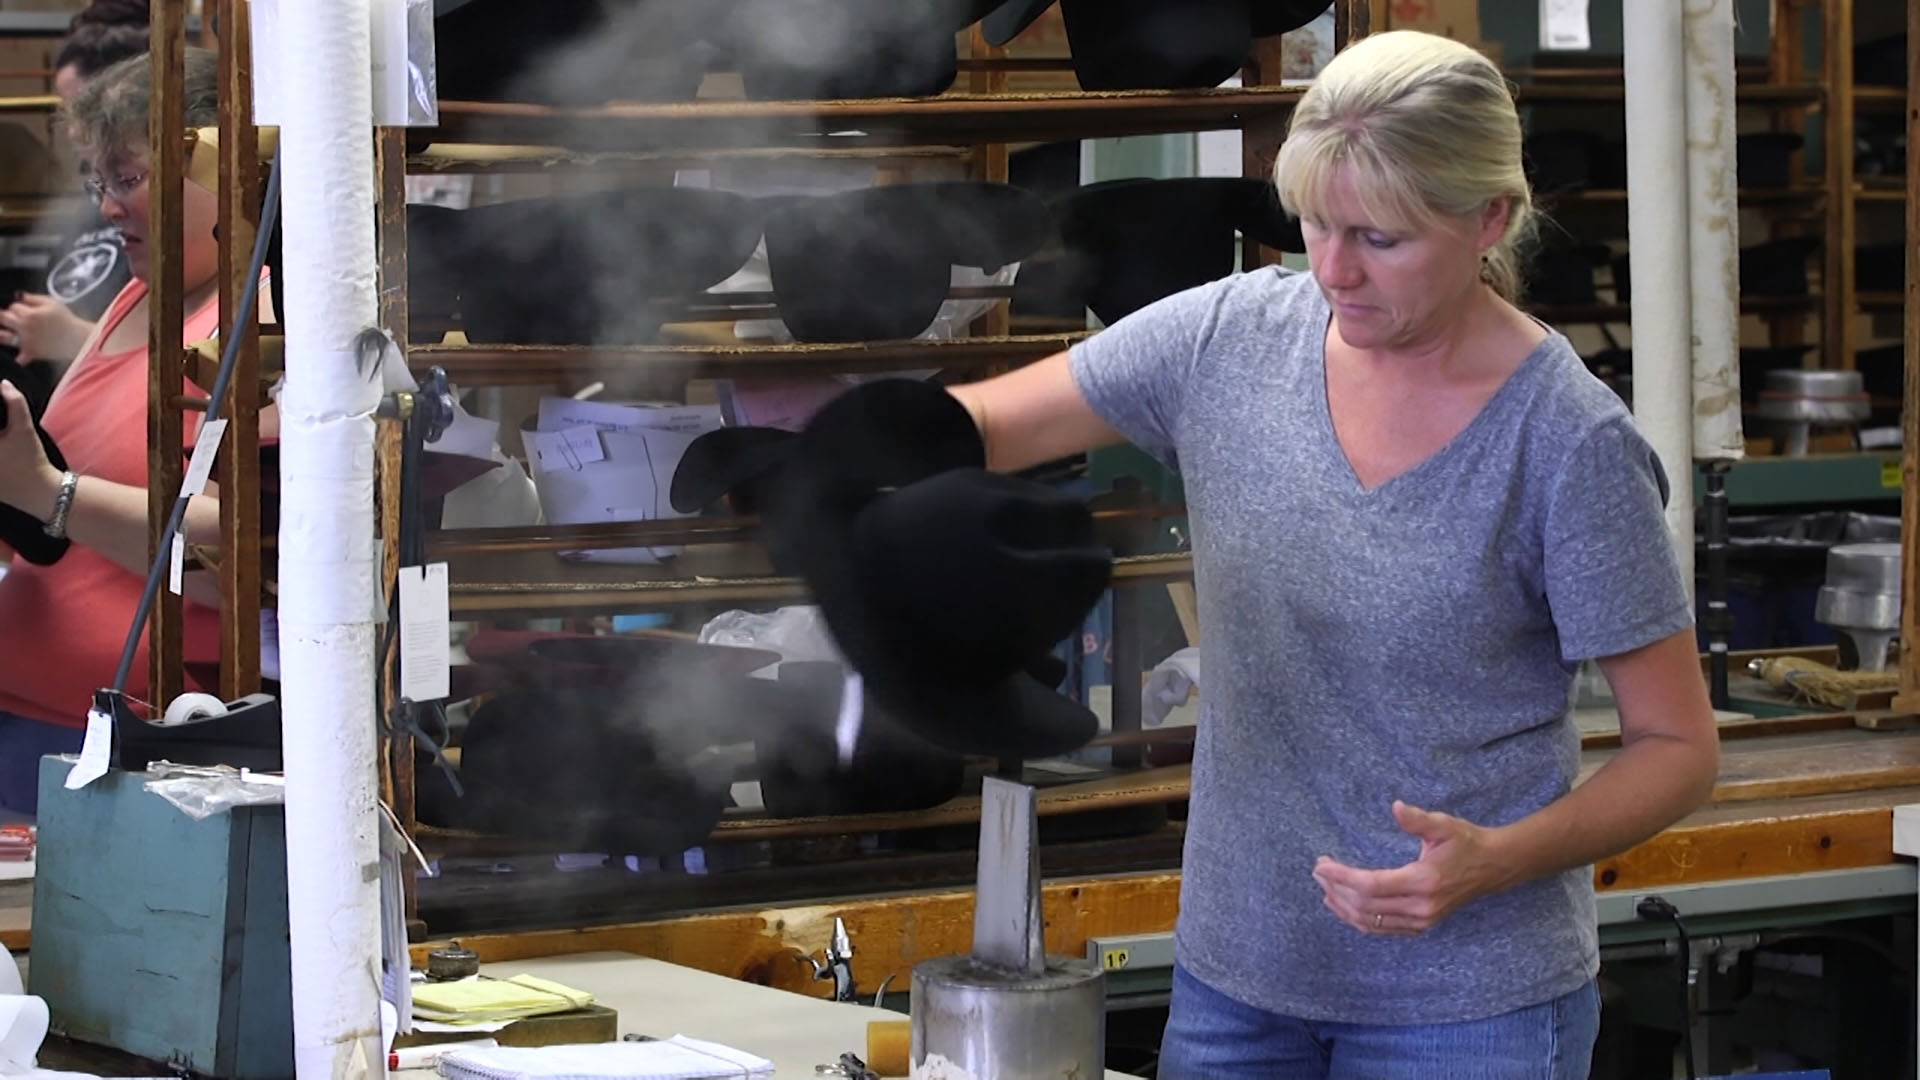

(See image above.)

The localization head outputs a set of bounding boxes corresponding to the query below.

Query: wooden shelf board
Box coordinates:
[1859,291,1904,311]
[1854,85,1907,110]
[1546,187,1822,206]
[1514,83,1825,105]
[425,86,1304,150]
[408,333,1088,385]
[0,194,79,231]
[1535,295,1821,323]
[407,143,975,174]
[428,499,1180,558]
[445,551,1194,615]
[1857,183,1906,202]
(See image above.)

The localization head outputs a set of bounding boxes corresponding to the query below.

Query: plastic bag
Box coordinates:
[698,606,842,670]
[142,762,285,822]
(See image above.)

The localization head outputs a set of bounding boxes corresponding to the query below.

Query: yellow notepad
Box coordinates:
[412,974,596,1025]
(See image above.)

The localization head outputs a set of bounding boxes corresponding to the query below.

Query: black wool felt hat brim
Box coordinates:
[457,687,733,855]
[756,660,969,818]
[1060,0,1253,92]
[724,0,997,101]
[762,182,1051,344]
[433,0,715,106]
[452,187,765,346]
[669,425,799,515]
[984,0,1057,46]
[1054,177,1303,324]
[766,379,1106,759]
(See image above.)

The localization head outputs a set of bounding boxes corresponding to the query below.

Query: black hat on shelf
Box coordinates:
[1855,33,1907,88]
[446,686,738,856]
[1735,132,1804,190]
[760,377,1110,759]
[1525,241,1610,306]
[761,180,1051,343]
[407,203,466,339]
[669,424,799,516]
[432,0,719,106]
[985,0,1331,87]
[462,628,782,691]
[754,659,969,818]
[1523,130,1608,193]
[1856,243,1905,293]
[446,185,767,346]
[720,0,1002,101]
[1738,236,1820,298]
[1045,177,1304,325]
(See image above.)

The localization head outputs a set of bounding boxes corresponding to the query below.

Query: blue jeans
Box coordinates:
[1158,963,1601,1080]
[0,710,84,817]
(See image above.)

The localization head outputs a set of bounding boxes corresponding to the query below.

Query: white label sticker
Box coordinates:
[397,563,451,703]
[169,533,186,595]
[1540,0,1592,51]
[181,418,229,498]
[63,706,113,790]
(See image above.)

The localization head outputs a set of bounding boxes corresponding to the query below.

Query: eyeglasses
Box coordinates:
[83,169,148,206]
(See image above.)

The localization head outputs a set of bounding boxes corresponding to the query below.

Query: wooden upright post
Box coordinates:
[215,0,262,701]
[1821,0,1855,371]
[146,0,187,713]
[1892,3,1920,714]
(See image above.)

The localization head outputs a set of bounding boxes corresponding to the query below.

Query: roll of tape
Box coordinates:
[161,692,229,728]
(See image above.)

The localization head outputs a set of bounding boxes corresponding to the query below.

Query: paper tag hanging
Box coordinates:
[397,563,451,702]
[63,706,113,790]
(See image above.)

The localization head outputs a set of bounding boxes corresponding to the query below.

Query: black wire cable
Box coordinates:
[108,147,283,697]
[1638,895,1697,1080]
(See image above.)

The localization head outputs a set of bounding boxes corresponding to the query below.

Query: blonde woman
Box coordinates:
[949,30,1718,1077]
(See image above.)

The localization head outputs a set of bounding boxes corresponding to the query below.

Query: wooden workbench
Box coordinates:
[413,722,1920,998]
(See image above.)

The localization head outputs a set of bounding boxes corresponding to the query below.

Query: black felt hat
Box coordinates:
[985,1,1329,87]
[669,424,799,515]
[1047,177,1304,325]
[0,411,69,567]
[721,0,1002,101]
[448,186,766,346]
[432,0,719,106]
[761,377,1110,759]
[762,181,1051,343]
[755,660,969,818]
[451,687,736,855]
[463,628,781,690]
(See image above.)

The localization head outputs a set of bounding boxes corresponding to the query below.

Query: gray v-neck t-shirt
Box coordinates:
[1069,265,1693,1024]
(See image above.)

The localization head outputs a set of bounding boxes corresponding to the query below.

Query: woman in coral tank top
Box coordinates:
[0,47,274,816]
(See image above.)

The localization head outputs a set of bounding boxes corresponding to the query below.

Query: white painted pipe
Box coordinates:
[1684,0,1745,462]
[1624,0,1696,590]
[273,0,387,1074]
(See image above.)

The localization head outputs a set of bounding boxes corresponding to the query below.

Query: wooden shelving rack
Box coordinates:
[134,0,1395,935]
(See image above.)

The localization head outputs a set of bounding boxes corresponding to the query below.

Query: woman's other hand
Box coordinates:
[0,381,61,517]
[0,294,95,364]
[1312,801,1514,936]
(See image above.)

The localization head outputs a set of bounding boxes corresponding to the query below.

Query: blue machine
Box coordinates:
[29,757,293,1078]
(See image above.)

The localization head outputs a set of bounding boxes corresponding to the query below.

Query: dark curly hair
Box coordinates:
[53,0,151,81]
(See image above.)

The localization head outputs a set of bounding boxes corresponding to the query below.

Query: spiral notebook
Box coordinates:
[435,1035,773,1080]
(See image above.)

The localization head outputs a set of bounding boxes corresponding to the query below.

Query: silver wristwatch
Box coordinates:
[43,471,78,539]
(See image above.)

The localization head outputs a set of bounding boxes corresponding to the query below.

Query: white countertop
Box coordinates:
[396,950,1141,1079]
